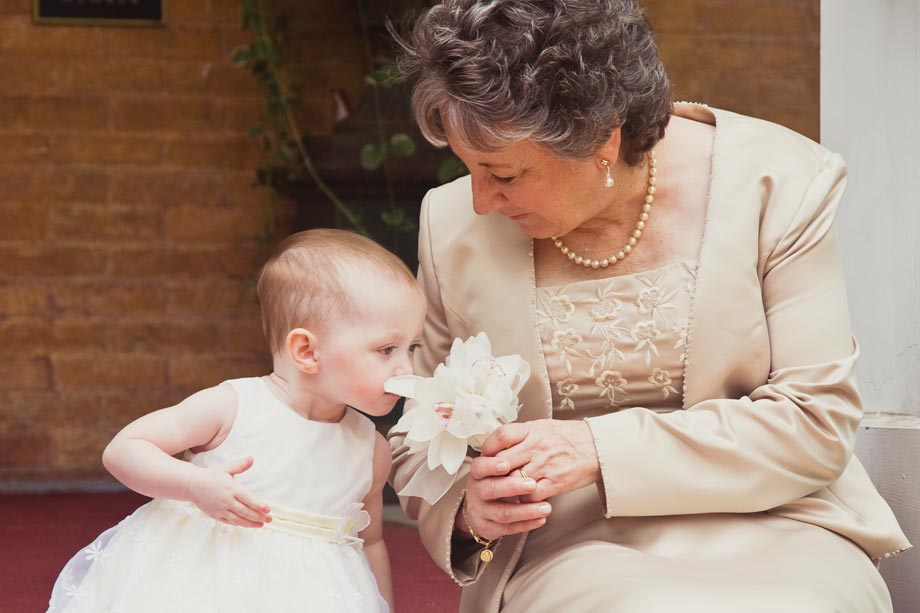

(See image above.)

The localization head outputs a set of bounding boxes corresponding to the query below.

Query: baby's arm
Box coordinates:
[361,431,395,611]
[102,383,272,528]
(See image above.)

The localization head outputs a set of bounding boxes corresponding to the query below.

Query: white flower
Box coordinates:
[386,333,530,503]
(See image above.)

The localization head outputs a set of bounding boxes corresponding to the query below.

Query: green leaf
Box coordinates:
[247,124,263,139]
[437,156,469,184]
[360,143,386,171]
[381,208,417,233]
[365,63,402,88]
[389,133,416,157]
[230,46,252,66]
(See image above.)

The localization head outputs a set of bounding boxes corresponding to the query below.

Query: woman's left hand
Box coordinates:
[479,419,601,503]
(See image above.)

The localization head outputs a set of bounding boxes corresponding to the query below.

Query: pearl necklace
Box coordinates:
[551,150,657,269]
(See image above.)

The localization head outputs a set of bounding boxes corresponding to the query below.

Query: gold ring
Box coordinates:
[519,468,530,480]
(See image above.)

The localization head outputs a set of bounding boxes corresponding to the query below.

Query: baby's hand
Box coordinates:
[187,456,273,528]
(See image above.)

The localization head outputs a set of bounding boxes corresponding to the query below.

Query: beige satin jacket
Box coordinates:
[389,104,910,613]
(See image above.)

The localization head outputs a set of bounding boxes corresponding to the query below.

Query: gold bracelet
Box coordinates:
[461,491,497,563]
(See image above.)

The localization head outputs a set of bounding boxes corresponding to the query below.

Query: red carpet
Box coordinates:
[0,492,460,612]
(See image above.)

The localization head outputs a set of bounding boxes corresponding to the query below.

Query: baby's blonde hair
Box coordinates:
[257,229,418,354]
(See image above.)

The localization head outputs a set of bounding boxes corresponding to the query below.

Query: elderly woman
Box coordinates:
[388,1,910,612]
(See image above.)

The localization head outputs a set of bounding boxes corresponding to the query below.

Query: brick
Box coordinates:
[4,357,52,390]
[645,0,710,34]
[50,135,161,165]
[105,27,223,61]
[0,202,48,241]
[0,430,52,466]
[110,171,223,207]
[0,392,46,431]
[50,426,113,471]
[709,3,811,38]
[0,58,58,96]
[0,0,29,15]
[0,247,107,277]
[28,97,110,131]
[49,204,163,244]
[34,167,109,203]
[0,134,50,163]
[113,97,224,133]
[0,96,30,130]
[0,284,49,317]
[760,41,818,71]
[61,60,162,94]
[51,282,167,316]
[217,243,272,278]
[167,1,216,23]
[106,248,225,277]
[0,18,106,57]
[167,354,270,390]
[165,204,269,244]
[163,137,262,170]
[161,62,260,96]
[103,390,187,424]
[217,171,266,208]
[53,354,166,391]
[27,392,108,426]
[166,281,260,317]
[0,318,105,356]
[221,99,268,133]
[220,320,268,353]
[109,320,221,353]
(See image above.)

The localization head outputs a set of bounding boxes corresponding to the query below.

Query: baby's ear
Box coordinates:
[286,328,319,374]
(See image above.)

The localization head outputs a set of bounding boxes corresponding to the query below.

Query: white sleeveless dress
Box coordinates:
[47,377,389,613]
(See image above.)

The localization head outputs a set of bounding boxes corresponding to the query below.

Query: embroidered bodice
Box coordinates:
[537,260,698,417]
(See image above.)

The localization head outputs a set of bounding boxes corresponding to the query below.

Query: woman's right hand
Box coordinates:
[187,456,273,528]
[458,456,552,541]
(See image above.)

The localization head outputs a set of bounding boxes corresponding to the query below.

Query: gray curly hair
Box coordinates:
[393,0,672,166]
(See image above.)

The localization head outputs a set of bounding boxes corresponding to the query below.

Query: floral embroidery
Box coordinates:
[556,378,579,410]
[648,368,679,399]
[636,272,677,327]
[551,328,583,375]
[633,321,662,366]
[83,540,108,563]
[547,295,575,323]
[596,370,628,406]
[538,260,694,416]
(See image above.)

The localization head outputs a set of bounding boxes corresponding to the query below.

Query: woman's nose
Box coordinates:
[471,175,503,216]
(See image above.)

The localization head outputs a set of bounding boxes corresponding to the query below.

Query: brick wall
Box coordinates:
[0,0,368,486]
[646,0,820,139]
[0,0,820,487]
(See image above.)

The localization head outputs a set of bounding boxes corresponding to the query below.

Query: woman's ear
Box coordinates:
[286,327,319,374]
[595,127,623,169]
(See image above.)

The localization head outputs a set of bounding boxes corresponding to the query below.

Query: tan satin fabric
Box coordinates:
[503,507,891,613]
[388,104,911,613]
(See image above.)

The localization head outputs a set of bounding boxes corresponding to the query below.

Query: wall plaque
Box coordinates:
[34,0,166,27]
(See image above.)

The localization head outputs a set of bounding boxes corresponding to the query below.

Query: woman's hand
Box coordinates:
[459,457,552,541]
[186,456,273,528]
[481,419,601,504]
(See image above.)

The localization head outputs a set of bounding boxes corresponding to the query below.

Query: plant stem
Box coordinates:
[356,0,399,249]
[255,0,369,236]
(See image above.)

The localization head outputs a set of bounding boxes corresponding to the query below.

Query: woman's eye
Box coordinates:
[490,174,514,184]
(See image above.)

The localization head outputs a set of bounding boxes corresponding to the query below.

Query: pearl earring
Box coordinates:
[601,159,614,188]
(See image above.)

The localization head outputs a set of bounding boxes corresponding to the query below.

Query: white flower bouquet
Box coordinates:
[385,333,531,504]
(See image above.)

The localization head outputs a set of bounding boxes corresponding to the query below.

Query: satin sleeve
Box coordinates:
[586,153,864,517]
[387,191,488,585]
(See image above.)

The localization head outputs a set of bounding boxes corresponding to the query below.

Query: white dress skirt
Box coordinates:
[47,377,389,613]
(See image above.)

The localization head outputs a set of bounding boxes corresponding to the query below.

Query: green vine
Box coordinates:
[233,0,369,237]
[233,0,468,248]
